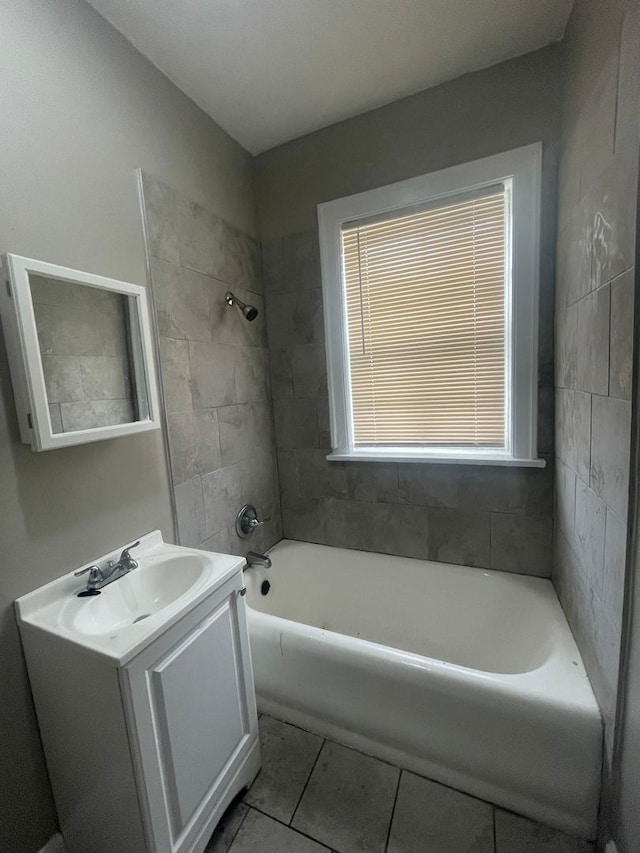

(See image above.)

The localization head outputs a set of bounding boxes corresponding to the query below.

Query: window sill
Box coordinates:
[326,451,547,468]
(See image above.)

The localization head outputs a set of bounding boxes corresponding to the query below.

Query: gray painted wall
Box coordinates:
[255,46,562,574]
[141,173,281,556]
[0,2,256,851]
[552,0,639,769]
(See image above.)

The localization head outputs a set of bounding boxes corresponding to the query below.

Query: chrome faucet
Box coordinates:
[75,541,140,596]
[243,551,272,571]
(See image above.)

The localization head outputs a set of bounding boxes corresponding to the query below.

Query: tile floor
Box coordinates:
[206,715,594,853]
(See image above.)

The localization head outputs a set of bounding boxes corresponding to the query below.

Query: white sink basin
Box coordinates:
[15,531,245,664]
[61,553,208,636]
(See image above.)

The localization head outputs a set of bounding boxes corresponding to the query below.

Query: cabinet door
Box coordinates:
[122,575,258,853]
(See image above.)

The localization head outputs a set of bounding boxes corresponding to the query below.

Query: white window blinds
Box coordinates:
[341,188,507,448]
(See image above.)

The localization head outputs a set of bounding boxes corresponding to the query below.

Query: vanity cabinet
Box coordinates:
[18,551,260,853]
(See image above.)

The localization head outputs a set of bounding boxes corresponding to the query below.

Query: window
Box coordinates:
[318,144,543,466]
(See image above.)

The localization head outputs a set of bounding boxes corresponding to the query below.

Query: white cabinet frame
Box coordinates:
[0,253,161,450]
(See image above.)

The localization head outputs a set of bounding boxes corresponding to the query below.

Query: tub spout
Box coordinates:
[244,551,272,571]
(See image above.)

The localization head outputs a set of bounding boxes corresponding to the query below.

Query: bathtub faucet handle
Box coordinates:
[236,504,270,539]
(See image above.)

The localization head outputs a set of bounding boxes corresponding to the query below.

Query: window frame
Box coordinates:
[317,143,544,467]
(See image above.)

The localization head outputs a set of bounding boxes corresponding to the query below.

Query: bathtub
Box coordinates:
[245,540,602,839]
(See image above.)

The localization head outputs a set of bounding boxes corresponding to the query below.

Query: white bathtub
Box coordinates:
[245,540,602,839]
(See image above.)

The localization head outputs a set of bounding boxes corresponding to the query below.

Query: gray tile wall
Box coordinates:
[553,0,639,760]
[141,173,282,555]
[31,276,134,432]
[263,214,556,575]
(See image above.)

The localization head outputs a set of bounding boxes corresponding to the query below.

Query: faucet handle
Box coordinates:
[74,565,100,577]
[119,541,140,562]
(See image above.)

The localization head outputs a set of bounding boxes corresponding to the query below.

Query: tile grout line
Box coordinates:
[492,805,498,853]
[289,736,327,827]
[247,803,332,851]
[383,767,403,853]
[224,801,251,853]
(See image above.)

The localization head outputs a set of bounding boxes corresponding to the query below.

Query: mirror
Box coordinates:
[1,254,160,450]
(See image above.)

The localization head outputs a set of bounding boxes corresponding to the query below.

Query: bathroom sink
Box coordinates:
[15,531,245,664]
[61,553,208,636]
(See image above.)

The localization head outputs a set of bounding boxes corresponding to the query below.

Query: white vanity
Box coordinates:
[16,531,260,853]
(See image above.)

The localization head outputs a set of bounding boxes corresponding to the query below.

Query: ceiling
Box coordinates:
[87,0,573,155]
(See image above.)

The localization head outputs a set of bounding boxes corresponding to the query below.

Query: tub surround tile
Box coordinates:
[490,514,552,576]
[59,399,133,431]
[387,772,494,853]
[282,498,328,544]
[427,509,490,568]
[168,409,222,485]
[202,464,244,540]
[174,477,204,548]
[555,389,591,485]
[345,463,399,504]
[609,268,634,400]
[291,345,328,398]
[602,507,627,635]
[298,449,347,500]
[269,348,294,399]
[159,337,193,414]
[243,716,322,824]
[494,809,593,853]
[292,741,399,853]
[573,480,606,597]
[576,286,610,395]
[590,394,631,520]
[141,173,181,265]
[144,175,282,555]
[274,398,319,450]
[283,229,322,292]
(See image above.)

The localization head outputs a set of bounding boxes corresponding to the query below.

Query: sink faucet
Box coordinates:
[243,551,272,571]
[75,541,140,596]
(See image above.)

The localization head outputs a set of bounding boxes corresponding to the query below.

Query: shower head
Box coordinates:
[225,291,258,321]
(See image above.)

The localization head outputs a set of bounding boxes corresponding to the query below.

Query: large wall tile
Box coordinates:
[235,347,270,404]
[175,477,204,547]
[574,478,606,597]
[576,285,610,395]
[555,303,578,388]
[277,450,301,505]
[345,462,399,503]
[490,514,552,576]
[555,458,577,545]
[291,344,328,398]
[298,450,347,500]
[590,394,631,519]
[225,223,261,294]
[555,388,591,483]
[159,337,192,414]
[398,464,460,508]
[178,199,227,280]
[458,464,553,518]
[189,341,237,408]
[427,508,490,568]
[218,402,274,467]
[141,173,181,264]
[274,398,318,449]
[266,289,324,348]
[282,498,328,543]
[168,409,222,485]
[609,268,634,399]
[202,464,244,539]
[603,507,627,635]
[150,257,213,342]
[326,500,430,559]
[269,348,294,399]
